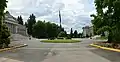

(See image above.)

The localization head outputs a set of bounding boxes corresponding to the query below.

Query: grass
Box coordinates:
[41,39,80,43]
[96,36,108,40]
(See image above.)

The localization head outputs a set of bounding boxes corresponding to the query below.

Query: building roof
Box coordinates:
[4,11,18,23]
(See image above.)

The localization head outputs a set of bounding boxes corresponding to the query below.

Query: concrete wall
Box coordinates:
[17,24,28,36]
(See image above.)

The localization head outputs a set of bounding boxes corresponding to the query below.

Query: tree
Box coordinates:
[17,15,23,25]
[64,31,67,37]
[78,33,82,38]
[32,21,46,38]
[58,31,66,37]
[101,32,105,36]
[46,22,59,38]
[25,22,28,27]
[73,30,78,38]
[0,0,11,48]
[70,28,73,38]
[27,14,36,36]
[91,0,120,43]
[32,20,61,39]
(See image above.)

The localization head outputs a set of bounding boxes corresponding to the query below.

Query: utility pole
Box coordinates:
[59,10,62,28]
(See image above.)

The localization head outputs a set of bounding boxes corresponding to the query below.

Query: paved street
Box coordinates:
[0,39,120,62]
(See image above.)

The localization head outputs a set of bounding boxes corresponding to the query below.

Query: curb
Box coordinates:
[0,44,28,52]
[90,44,120,52]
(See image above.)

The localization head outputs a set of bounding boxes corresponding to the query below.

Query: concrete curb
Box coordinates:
[0,44,28,52]
[90,44,120,52]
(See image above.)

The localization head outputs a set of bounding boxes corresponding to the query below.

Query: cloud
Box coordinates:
[6,0,96,33]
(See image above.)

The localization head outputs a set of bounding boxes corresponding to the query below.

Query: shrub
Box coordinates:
[57,37,64,39]
[58,31,66,37]
[50,37,55,40]
[48,37,55,40]
[66,35,71,39]
[0,24,11,48]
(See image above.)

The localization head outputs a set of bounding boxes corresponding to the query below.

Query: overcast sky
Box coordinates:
[6,0,96,33]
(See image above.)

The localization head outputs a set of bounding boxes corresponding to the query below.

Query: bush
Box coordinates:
[50,37,55,40]
[66,35,71,39]
[58,31,66,37]
[57,37,64,39]
[0,24,11,48]
[48,37,55,40]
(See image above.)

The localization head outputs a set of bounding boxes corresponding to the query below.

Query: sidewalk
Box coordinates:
[9,40,26,47]
[0,57,24,62]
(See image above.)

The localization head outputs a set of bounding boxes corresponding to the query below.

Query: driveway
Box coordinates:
[0,39,120,62]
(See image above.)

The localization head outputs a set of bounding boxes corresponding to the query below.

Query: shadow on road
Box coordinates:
[90,48,120,62]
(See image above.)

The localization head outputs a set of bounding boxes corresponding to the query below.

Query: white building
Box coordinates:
[82,26,94,37]
[4,11,28,37]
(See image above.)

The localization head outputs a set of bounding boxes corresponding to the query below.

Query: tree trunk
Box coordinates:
[108,34,112,43]
[108,31,113,43]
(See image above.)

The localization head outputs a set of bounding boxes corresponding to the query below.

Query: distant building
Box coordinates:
[82,26,94,37]
[4,11,28,36]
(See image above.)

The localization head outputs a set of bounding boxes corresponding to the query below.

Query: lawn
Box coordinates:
[41,39,80,43]
[96,36,108,40]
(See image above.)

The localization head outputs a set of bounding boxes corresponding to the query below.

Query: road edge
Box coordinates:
[90,44,120,52]
[0,44,28,52]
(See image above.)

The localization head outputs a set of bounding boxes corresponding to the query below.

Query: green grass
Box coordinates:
[96,36,108,40]
[41,39,80,43]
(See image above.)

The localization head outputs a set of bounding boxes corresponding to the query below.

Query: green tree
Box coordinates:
[0,0,11,48]
[70,28,73,38]
[27,14,36,36]
[17,15,23,25]
[25,22,28,27]
[64,31,67,37]
[91,0,120,43]
[78,33,82,38]
[58,31,66,37]
[46,22,59,38]
[32,20,60,39]
[32,21,46,38]
[73,30,78,38]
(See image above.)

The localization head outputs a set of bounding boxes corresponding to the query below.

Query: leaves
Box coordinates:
[91,0,120,42]
[70,28,73,38]
[0,0,11,48]
[73,30,78,38]
[17,16,23,25]
[27,14,36,35]
[97,26,111,34]
[32,20,61,38]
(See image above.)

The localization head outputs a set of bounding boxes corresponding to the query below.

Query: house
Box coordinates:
[82,26,94,37]
[4,11,28,40]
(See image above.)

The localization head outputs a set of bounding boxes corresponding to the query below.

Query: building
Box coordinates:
[4,11,28,36]
[82,26,94,37]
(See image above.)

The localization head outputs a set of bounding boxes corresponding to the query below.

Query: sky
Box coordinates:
[6,0,96,33]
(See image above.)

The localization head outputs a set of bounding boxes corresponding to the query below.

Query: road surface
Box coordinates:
[0,39,120,62]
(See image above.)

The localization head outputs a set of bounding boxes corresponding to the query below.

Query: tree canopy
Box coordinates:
[17,15,23,25]
[26,14,36,36]
[70,28,73,38]
[0,0,11,48]
[73,30,78,38]
[32,20,61,39]
[91,0,120,43]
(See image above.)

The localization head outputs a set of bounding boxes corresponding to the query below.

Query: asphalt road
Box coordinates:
[0,39,120,62]
[0,39,53,62]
